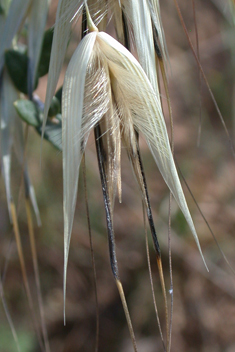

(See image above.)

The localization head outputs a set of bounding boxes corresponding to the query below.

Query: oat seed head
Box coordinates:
[62,29,208,316]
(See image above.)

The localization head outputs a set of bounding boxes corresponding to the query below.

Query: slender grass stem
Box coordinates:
[25,197,50,352]
[10,201,45,352]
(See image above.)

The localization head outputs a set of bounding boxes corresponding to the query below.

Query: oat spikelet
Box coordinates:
[62,29,208,317]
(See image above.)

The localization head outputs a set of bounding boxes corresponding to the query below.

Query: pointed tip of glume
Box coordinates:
[201,253,209,272]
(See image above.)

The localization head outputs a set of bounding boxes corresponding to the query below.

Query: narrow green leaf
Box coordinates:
[55,86,62,104]
[48,96,61,117]
[28,0,49,94]
[0,69,19,222]
[14,99,41,127]
[5,49,38,94]
[5,50,28,94]
[37,28,54,77]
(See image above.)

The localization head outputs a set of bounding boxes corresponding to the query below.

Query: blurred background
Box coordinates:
[1,0,235,351]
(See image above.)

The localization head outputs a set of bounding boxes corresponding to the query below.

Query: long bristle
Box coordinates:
[116,279,138,352]
[142,204,166,351]
[82,156,99,352]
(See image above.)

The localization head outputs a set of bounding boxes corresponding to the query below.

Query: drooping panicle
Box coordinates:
[62,29,207,307]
